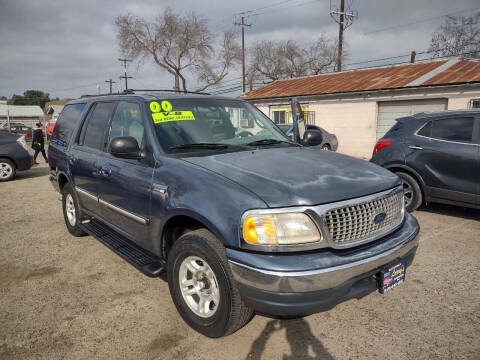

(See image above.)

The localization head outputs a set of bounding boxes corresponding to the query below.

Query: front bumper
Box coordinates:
[228,213,419,316]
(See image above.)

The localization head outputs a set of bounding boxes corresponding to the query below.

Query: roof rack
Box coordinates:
[122,89,211,95]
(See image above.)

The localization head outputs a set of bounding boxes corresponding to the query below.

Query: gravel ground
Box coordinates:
[1,162,479,360]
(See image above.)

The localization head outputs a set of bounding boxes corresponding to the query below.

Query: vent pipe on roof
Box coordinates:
[410,51,416,63]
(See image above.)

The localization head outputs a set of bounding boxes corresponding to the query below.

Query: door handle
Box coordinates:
[99,167,111,177]
[408,145,423,150]
[68,156,77,165]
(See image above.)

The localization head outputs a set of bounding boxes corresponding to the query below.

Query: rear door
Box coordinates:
[96,100,154,248]
[406,115,478,206]
[70,102,115,214]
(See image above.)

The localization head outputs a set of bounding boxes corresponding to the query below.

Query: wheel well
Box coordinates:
[387,166,425,199]
[58,173,69,190]
[0,156,17,168]
[161,216,207,260]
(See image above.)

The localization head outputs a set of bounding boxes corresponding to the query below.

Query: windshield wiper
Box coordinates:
[169,142,229,150]
[246,139,300,147]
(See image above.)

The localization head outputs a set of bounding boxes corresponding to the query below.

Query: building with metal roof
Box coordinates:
[0,104,44,128]
[245,58,480,158]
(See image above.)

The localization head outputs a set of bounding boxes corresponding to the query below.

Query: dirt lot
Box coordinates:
[1,162,479,360]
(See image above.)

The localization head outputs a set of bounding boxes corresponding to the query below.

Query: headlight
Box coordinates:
[242,212,322,245]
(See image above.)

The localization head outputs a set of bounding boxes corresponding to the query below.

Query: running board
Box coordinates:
[81,219,164,277]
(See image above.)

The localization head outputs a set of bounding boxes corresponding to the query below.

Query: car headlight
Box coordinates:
[242,212,322,245]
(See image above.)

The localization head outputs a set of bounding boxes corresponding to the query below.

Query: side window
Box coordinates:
[79,102,115,150]
[108,101,144,147]
[431,118,473,143]
[52,103,86,145]
[417,121,432,137]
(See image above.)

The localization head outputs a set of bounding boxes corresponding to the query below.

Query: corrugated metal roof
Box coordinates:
[244,59,480,100]
[0,104,44,117]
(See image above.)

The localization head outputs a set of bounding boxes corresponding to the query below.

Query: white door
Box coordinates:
[376,99,447,140]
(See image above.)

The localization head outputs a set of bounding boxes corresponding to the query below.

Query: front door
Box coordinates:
[96,101,153,249]
[70,101,115,214]
[406,115,478,206]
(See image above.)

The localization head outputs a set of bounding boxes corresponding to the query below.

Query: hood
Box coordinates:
[183,147,400,208]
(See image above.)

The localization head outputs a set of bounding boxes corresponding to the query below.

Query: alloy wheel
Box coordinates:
[178,256,220,318]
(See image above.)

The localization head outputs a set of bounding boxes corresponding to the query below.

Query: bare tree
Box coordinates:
[114,9,241,92]
[248,36,339,83]
[429,12,480,59]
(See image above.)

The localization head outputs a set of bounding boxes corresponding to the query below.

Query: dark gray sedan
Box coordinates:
[277,124,338,151]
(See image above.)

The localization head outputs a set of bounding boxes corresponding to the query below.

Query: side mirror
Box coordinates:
[108,136,141,159]
[303,129,323,147]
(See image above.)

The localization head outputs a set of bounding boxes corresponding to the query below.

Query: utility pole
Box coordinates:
[234,16,251,93]
[118,58,132,90]
[330,0,357,72]
[105,79,116,94]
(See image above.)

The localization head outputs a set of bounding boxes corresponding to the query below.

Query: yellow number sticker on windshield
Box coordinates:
[152,111,195,124]
[150,101,161,113]
[161,100,172,112]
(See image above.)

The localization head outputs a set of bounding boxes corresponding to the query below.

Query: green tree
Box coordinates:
[11,90,51,109]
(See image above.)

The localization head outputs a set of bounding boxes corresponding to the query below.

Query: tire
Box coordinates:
[62,183,87,237]
[0,158,16,182]
[167,229,253,338]
[321,144,331,151]
[396,172,422,212]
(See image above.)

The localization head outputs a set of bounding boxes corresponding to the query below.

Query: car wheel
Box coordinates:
[62,183,87,237]
[0,158,16,182]
[396,172,422,212]
[321,144,331,151]
[167,229,253,338]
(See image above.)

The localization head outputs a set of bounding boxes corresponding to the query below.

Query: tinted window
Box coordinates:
[431,118,473,143]
[51,103,86,144]
[417,121,432,137]
[79,102,114,150]
[108,102,144,147]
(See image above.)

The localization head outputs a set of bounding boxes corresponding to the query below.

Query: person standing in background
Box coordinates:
[32,123,47,164]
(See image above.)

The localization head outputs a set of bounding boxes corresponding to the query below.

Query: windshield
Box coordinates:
[147,98,290,153]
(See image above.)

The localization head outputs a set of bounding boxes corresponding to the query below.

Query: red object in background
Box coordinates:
[1,124,33,141]
[372,139,392,156]
[46,119,57,137]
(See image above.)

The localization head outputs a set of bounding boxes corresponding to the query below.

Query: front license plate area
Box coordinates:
[377,262,405,294]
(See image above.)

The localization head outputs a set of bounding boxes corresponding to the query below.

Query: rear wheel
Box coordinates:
[396,172,422,212]
[321,144,331,151]
[167,229,253,337]
[62,183,87,237]
[0,158,16,182]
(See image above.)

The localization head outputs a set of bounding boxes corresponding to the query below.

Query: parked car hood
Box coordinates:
[183,147,400,208]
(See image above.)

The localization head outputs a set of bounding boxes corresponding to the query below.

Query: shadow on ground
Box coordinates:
[245,318,334,360]
[417,202,480,221]
[15,165,49,180]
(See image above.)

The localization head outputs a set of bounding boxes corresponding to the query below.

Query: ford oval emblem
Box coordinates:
[373,212,387,224]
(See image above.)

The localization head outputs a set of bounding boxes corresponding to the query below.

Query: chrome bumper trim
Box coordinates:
[229,231,418,293]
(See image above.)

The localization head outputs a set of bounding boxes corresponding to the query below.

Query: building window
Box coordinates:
[272,110,287,124]
[469,99,480,109]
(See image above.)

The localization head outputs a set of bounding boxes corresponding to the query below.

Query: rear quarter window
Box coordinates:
[52,103,86,146]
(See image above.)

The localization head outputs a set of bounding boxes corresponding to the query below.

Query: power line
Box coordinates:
[364,6,480,35]
[104,79,116,94]
[234,16,252,93]
[118,58,132,90]
[330,0,357,71]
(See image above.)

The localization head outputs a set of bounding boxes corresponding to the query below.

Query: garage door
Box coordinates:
[377,99,447,139]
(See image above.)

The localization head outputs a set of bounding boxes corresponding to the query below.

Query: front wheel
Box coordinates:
[167,229,253,337]
[321,144,331,151]
[396,172,422,212]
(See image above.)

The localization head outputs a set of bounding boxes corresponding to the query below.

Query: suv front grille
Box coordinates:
[324,189,404,246]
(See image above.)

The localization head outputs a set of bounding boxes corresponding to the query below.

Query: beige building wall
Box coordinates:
[249,85,480,159]
[308,101,377,159]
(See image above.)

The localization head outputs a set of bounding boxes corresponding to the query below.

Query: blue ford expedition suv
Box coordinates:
[48,91,419,337]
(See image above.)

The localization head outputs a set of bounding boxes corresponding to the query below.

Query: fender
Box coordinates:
[384,163,426,190]
[158,208,231,256]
